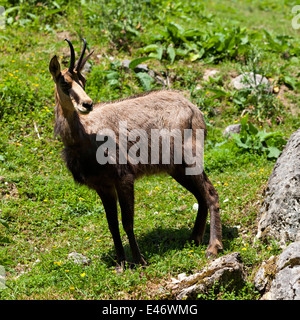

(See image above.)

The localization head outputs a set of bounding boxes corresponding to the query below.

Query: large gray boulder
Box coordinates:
[256,128,300,246]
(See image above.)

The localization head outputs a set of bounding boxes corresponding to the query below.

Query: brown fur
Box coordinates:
[49,47,223,267]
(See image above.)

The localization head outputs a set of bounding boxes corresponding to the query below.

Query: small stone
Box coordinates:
[67,252,91,265]
[121,59,131,69]
[193,203,199,211]
[223,124,241,138]
[203,69,219,82]
[134,64,148,73]
[230,72,270,91]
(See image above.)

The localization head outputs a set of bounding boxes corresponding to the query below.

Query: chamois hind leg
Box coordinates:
[116,175,146,266]
[195,171,223,257]
[171,169,208,246]
[96,186,126,267]
[172,168,223,257]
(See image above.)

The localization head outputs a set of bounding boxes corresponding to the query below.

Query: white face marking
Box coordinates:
[66,79,93,114]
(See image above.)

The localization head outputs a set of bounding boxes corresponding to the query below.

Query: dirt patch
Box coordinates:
[56,31,75,42]
[0,177,19,199]
[277,84,299,116]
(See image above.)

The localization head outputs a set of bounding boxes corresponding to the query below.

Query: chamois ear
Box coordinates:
[49,55,61,82]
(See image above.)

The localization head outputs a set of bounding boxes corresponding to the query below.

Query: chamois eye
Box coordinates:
[60,77,71,92]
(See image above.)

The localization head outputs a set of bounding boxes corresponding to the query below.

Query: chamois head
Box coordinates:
[49,38,94,115]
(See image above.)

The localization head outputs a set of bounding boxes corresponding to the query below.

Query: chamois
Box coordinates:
[49,38,223,267]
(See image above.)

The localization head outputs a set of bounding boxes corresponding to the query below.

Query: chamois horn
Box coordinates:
[64,38,75,73]
[75,38,87,72]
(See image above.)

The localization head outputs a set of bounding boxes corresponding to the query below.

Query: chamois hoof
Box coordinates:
[206,240,223,259]
[114,261,126,273]
[188,236,201,247]
[205,250,217,260]
[133,257,147,267]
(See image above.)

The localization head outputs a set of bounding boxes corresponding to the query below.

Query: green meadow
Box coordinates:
[0,0,299,299]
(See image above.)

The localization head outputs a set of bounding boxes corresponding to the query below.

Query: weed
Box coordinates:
[231,115,287,159]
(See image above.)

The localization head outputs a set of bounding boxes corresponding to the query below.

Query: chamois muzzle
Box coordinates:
[82,102,93,112]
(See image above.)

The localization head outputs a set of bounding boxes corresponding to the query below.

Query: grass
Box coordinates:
[0,0,299,300]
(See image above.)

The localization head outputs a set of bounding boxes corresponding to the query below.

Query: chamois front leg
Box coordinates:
[96,186,126,268]
[116,175,146,266]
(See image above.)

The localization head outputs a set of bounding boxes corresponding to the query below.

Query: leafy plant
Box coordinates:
[262,29,300,57]
[232,48,282,120]
[231,115,286,159]
[140,43,178,64]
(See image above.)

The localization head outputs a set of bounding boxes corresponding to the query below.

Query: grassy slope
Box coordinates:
[0,0,299,299]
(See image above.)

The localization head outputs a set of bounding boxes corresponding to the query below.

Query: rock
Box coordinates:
[168,252,245,299]
[223,124,241,138]
[192,203,199,211]
[121,59,131,69]
[155,75,167,86]
[203,69,219,82]
[148,69,155,78]
[67,252,91,265]
[134,64,148,73]
[276,242,300,270]
[254,255,277,293]
[256,242,300,300]
[267,265,300,300]
[256,128,300,246]
[194,85,202,91]
[230,72,270,91]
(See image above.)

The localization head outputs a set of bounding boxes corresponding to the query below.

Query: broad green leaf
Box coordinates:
[183,28,202,38]
[175,48,188,57]
[136,72,153,91]
[105,71,119,80]
[167,22,184,38]
[149,46,163,61]
[207,88,227,97]
[167,46,176,64]
[282,75,296,90]
[267,146,281,159]
[240,114,249,130]
[189,53,200,62]
[129,57,154,70]
[227,35,236,51]
[241,35,249,45]
[108,79,120,87]
[142,44,159,53]
[248,122,258,135]
[231,133,250,149]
